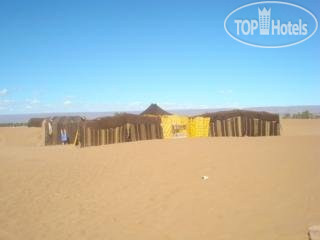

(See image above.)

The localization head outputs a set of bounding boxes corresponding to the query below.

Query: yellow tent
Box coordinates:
[188,117,210,137]
[161,115,189,139]
[161,115,210,139]
[141,104,210,139]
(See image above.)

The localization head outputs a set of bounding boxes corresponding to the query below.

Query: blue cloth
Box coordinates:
[61,131,67,142]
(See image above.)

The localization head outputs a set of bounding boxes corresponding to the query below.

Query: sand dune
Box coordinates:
[281,119,320,136]
[0,120,319,240]
[0,127,43,147]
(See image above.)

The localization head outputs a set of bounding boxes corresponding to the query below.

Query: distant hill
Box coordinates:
[0,111,138,124]
[245,105,320,115]
[0,105,319,124]
[171,105,320,116]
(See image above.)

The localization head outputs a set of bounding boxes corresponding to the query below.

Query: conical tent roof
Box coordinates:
[140,104,172,116]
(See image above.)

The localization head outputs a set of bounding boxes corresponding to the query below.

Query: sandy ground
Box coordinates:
[281,119,320,136]
[0,119,319,240]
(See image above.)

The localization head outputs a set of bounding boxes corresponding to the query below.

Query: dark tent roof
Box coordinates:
[87,113,161,129]
[140,104,172,116]
[51,116,85,123]
[201,109,280,122]
[28,116,86,128]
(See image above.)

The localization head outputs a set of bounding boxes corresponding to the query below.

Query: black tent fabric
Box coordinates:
[201,110,280,122]
[43,116,85,145]
[200,110,280,137]
[79,113,163,147]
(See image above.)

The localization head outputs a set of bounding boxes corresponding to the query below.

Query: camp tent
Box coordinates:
[79,113,163,147]
[141,104,210,138]
[141,104,189,138]
[201,110,280,137]
[42,116,85,145]
[140,103,172,116]
[38,106,280,148]
[188,117,211,137]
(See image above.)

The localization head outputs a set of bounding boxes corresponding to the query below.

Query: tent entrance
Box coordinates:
[172,124,187,138]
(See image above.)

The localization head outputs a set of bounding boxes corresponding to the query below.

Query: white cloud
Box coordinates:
[0,88,8,96]
[2,99,14,104]
[63,100,72,106]
[30,99,39,104]
[26,98,40,104]
[0,99,14,111]
[25,105,32,109]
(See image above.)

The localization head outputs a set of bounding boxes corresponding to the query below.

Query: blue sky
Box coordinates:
[0,0,319,114]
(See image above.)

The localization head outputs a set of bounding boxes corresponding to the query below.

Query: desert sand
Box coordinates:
[0,119,319,240]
